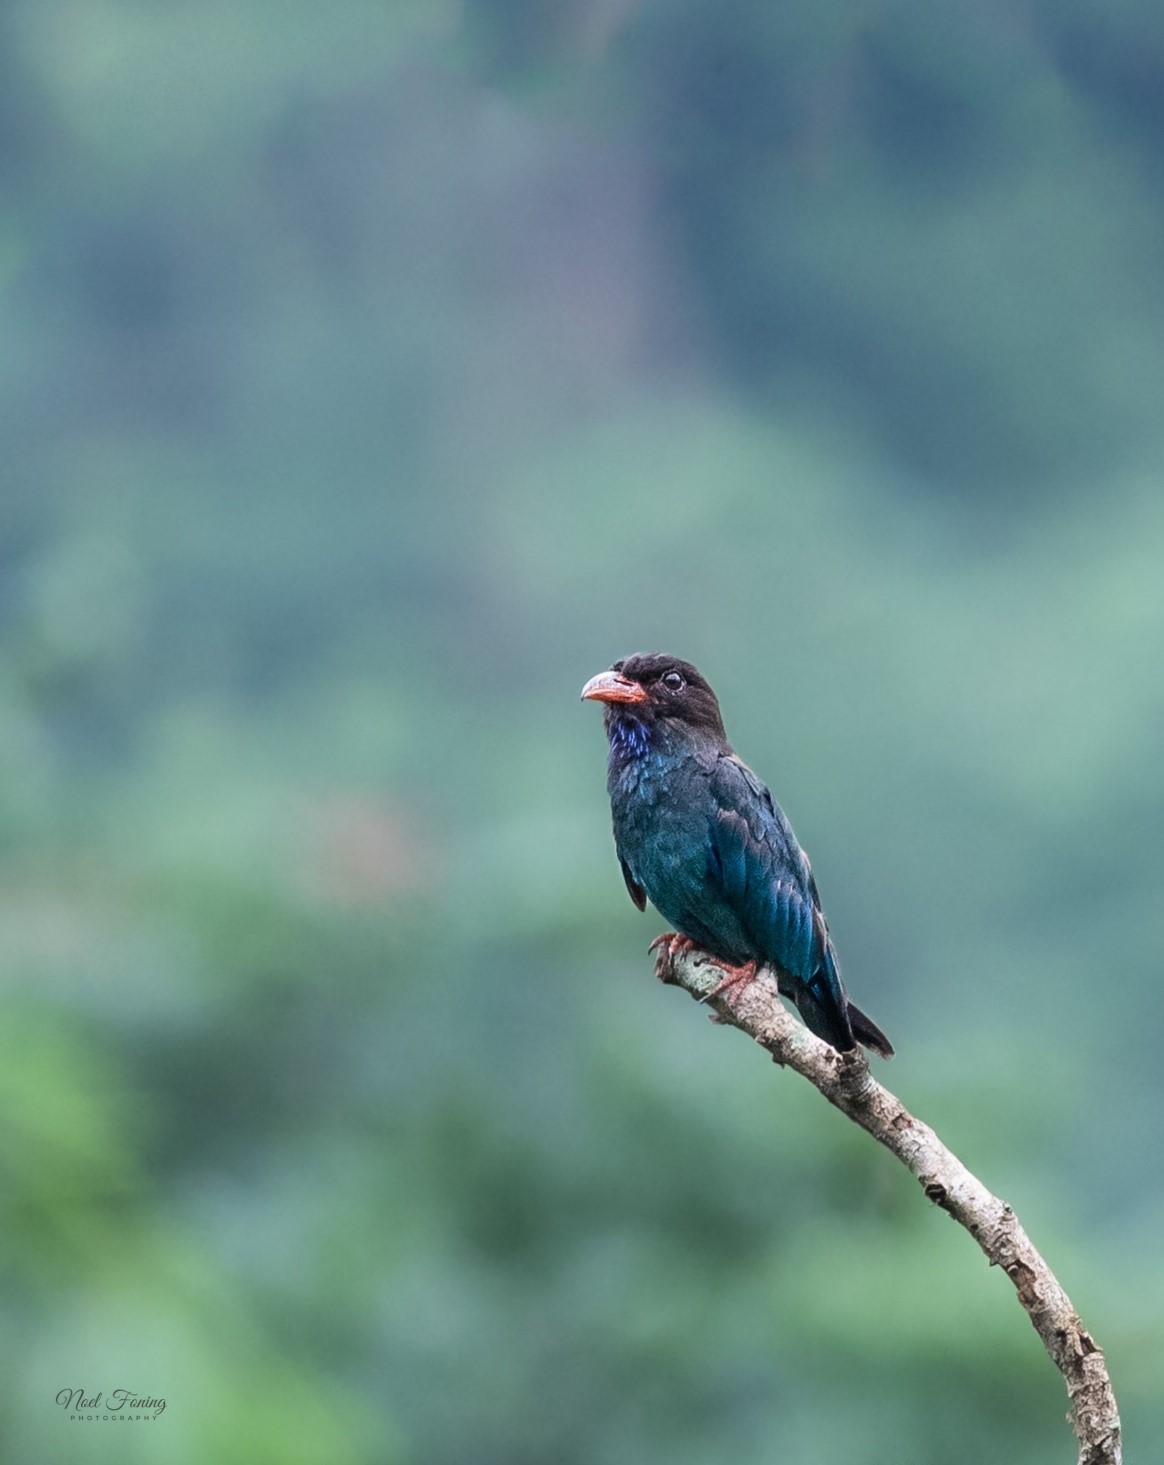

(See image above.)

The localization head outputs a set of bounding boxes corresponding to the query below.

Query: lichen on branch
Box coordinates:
[654,943,1122,1465]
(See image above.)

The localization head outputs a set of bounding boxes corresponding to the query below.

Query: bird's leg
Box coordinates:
[648,932,696,984]
[698,959,759,1005]
[648,934,758,1001]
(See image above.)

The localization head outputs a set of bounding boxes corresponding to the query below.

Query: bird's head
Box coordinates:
[580,653,728,752]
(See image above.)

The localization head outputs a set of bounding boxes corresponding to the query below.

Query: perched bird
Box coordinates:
[581,653,893,1058]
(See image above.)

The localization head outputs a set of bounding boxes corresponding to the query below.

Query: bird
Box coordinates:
[581,653,893,1058]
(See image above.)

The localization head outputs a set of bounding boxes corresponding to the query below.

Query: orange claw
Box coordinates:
[649,932,696,983]
[699,959,758,1005]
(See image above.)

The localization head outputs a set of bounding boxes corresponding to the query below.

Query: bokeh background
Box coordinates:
[2,1,1163,1461]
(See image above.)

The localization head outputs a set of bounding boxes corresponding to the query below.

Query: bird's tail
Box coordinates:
[846,1000,894,1060]
[794,942,894,1059]
[794,946,856,1054]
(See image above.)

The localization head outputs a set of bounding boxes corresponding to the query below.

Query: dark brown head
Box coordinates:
[580,653,729,748]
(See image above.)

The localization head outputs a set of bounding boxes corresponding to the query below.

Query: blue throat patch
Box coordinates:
[608,715,651,763]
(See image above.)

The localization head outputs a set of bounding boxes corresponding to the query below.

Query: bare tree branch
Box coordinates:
[656,944,1122,1465]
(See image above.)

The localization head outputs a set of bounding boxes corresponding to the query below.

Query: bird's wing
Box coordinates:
[708,755,876,1055]
[707,754,821,981]
[619,853,647,911]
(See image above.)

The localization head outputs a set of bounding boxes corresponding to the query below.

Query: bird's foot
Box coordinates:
[649,932,696,985]
[698,959,758,1006]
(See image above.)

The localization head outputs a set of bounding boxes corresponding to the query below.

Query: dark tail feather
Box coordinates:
[795,961,857,1054]
[846,1001,894,1059]
[792,938,894,1059]
[796,982,895,1060]
[793,943,894,1059]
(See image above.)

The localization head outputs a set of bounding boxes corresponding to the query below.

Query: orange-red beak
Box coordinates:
[580,670,648,705]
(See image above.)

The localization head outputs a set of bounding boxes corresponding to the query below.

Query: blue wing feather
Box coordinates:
[709,754,854,1049]
[710,756,820,979]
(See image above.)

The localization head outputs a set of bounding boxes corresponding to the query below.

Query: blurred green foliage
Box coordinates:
[1,0,1163,1460]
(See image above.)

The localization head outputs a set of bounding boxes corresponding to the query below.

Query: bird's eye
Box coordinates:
[662,671,685,692]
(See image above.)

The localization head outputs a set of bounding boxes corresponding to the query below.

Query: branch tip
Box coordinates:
[658,943,1122,1465]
